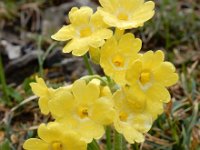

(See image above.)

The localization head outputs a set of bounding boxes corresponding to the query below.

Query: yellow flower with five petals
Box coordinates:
[48,79,115,143]
[113,90,152,143]
[125,50,179,104]
[23,122,87,150]
[98,0,155,29]
[52,7,113,56]
[100,33,142,85]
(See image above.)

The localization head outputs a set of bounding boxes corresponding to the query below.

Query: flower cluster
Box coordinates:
[23,0,178,150]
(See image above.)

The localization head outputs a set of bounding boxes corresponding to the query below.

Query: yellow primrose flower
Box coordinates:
[113,90,152,143]
[100,33,142,85]
[48,79,115,143]
[123,85,164,120]
[51,7,113,56]
[23,122,87,150]
[30,76,55,115]
[98,0,155,29]
[125,50,179,103]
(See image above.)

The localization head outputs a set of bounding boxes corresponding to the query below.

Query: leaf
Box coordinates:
[0,139,11,150]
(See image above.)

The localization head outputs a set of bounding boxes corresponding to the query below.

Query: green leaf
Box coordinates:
[0,139,11,150]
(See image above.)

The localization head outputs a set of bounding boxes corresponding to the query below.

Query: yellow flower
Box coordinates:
[51,7,113,56]
[98,0,155,29]
[113,90,152,143]
[48,79,115,143]
[123,85,164,120]
[30,77,72,115]
[23,122,87,150]
[125,50,179,103]
[100,33,142,85]
[30,76,55,115]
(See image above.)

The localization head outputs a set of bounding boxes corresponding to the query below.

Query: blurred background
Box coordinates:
[0,0,199,150]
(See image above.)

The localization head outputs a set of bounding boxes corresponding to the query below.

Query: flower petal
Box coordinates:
[63,39,89,56]
[90,29,113,48]
[118,33,142,54]
[38,123,63,143]
[146,83,171,103]
[99,0,118,13]
[62,132,87,150]
[77,120,105,143]
[126,60,142,85]
[90,97,115,125]
[38,97,49,115]
[153,62,178,87]
[48,90,75,119]
[23,138,48,150]
[69,7,93,26]
[51,25,75,41]
[72,80,87,103]
[30,78,48,97]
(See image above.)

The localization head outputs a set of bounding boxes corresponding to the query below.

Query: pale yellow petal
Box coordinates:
[85,81,100,105]
[100,37,117,57]
[72,80,88,103]
[153,62,178,87]
[69,7,93,26]
[123,85,146,112]
[99,0,118,13]
[151,50,165,68]
[121,0,144,11]
[131,113,152,132]
[62,132,87,150]
[38,97,49,115]
[90,11,108,28]
[90,29,113,48]
[71,46,89,56]
[126,60,142,85]
[63,39,89,56]
[30,81,48,97]
[48,91,75,119]
[90,97,115,125]
[123,127,145,143]
[78,120,105,143]
[146,83,171,103]
[146,99,164,120]
[100,37,117,76]
[131,1,155,17]
[23,138,48,150]
[38,123,63,143]
[51,25,75,41]
[89,47,100,64]
[118,33,142,54]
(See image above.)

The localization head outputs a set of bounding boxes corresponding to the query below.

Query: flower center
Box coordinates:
[80,26,92,37]
[139,71,151,85]
[50,141,62,150]
[117,12,128,21]
[112,54,125,67]
[77,106,89,119]
[119,112,128,122]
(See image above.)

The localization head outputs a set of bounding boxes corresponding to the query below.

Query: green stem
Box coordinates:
[37,35,44,77]
[83,54,94,75]
[0,54,11,105]
[42,42,58,62]
[87,140,100,150]
[106,126,112,150]
[131,143,139,150]
[114,131,123,150]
